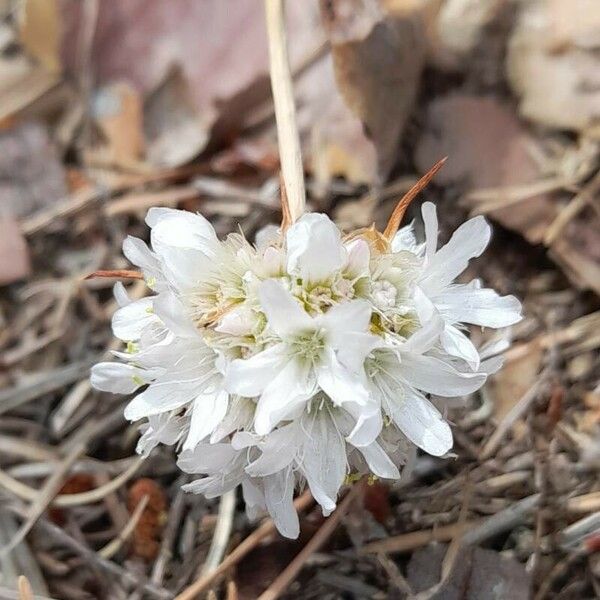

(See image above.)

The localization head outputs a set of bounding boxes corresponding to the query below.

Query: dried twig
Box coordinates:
[98,494,149,559]
[2,441,87,556]
[0,457,144,507]
[257,483,363,600]
[200,489,236,576]
[175,490,314,600]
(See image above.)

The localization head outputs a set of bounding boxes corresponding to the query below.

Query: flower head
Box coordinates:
[92,204,521,538]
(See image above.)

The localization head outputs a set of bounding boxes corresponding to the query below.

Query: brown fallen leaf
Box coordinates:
[415,94,557,244]
[0,218,32,286]
[407,544,530,599]
[17,0,62,73]
[88,82,145,169]
[487,342,543,424]
[507,0,600,132]
[0,1,61,121]
[143,66,211,168]
[321,0,426,182]
[0,122,68,219]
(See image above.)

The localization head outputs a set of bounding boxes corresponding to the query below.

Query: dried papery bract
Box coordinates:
[383,156,447,240]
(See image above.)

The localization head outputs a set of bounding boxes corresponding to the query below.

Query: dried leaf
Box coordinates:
[143,67,210,167]
[507,0,600,132]
[0,218,31,286]
[415,94,556,244]
[90,82,145,168]
[321,0,426,181]
[17,0,61,73]
[0,123,68,218]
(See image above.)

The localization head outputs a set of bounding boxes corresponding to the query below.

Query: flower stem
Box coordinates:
[265,0,306,224]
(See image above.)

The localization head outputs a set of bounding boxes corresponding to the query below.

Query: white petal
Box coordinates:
[91,362,144,394]
[319,300,376,367]
[317,348,372,408]
[122,236,162,281]
[152,292,199,338]
[225,343,288,397]
[184,390,229,450]
[255,223,280,250]
[392,221,422,254]
[440,324,480,370]
[113,282,131,307]
[435,284,522,328]
[177,443,238,474]
[215,306,256,336]
[399,354,486,396]
[421,215,490,293]
[384,386,452,457]
[264,469,299,539]
[344,239,370,278]
[147,208,218,256]
[159,246,213,293]
[254,358,315,435]
[242,479,265,521]
[422,202,439,261]
[245,424,298,477]
[124,380,198,421]
[286,213,346,283]
[300,411,346,515]
[345,407,383,447]
[358,442,400,479]
[400,311,444,355]
[112,297,156,341]
[258,279,313,338]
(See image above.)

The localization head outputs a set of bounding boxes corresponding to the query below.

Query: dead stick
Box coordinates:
[265,0,306,223]
[360,520,480,555]
[174,490,314,600]
[257,483,363,600]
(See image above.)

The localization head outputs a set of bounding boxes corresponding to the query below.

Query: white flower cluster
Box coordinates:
[92,204,521,538]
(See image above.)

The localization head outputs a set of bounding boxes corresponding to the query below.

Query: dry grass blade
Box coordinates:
[2,441,87,557]
[97,494,149,559]
[17,575,33,600]
[257,482,363,600]
[383,156,447,240]
[200,489,236,576]
[360,520,479,555]
[84,270,143,281]
[0,457,144,508]
[265,0,306,223]
[479,370,550,460]
[174,490,314,600]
